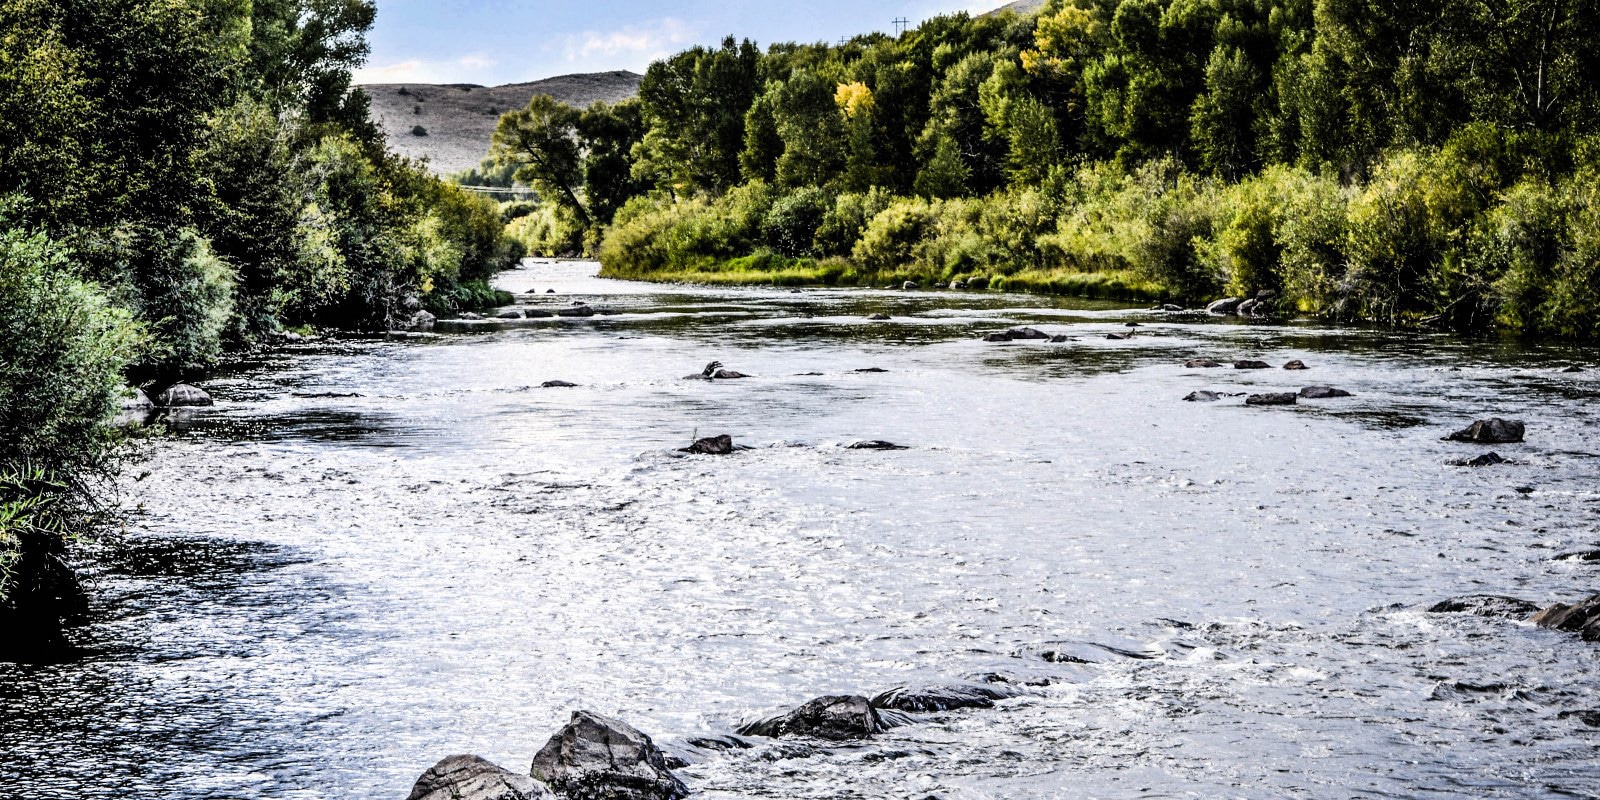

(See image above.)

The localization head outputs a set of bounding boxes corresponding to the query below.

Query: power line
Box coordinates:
[892,17,909,35]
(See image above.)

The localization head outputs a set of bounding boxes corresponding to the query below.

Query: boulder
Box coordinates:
[681,435,734,455]
[1562,365,1584,373]
[847,440,909,450]
[1532,595,1600,641]
[903,281,919,290]
[1554,550,1600,562]
[1236,299,1261,317]
[869,684,1015,713]
[1234,360,1272,370]
[557,306,595,318]
[525,310,555,318]
[542,381,579,388]
[1298,386,1352,399]
[1246,392,1298,406]
[546,289,557,294]
[711,369,748,379]
[1283,360,1310,370]
[1049,335,1073,343]
[530,711,689,800]
[950,280,966,290]
[1104,332,1133,340]
[407,755,553,800]
[157,383,213,407]
[1007,327,1050,340]
[402,310,437,332]
[121,387,155,413]
[1184,391,1225,403]
[459,312,484,320]
[1452,451,1508,467]
[1427,595,1542,619]
[1445,418,1525,444]
[497,310,525,319]
[1185,359,1222,368]
[1206,297,1243,315]
[737,695,883,740]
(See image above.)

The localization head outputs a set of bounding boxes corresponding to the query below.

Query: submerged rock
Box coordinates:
[524,310,555,318]
[1283,360,1310,370]
[1184,391,1226,402]
[1234,360,1272,370]
[1427,595,1542,619]
[1298,386,1352,399]
[847,440,909,450]
[1246,392,1298,406]
[737,695,883,740]
[407,755,553,800]
[1008,327,1050,340]
[157,383,213,407]
[1049,335,1073,343]
[459,312,484,320]
[1104,332,1133,340]
[530,711,688,800]
[1206,297,1242,315]
[1452,451,1509,467]
[1185,359,1222,368]
[497,310,525,319]
[1532,595,1600,641]
[868,313,891,321]
[556,305,595,318]
[982,333,1012,342]
[542,381,578,388]
[711,369,748,379]
[1562,365,1584,373]
[681,435,735,455]
[1445,418,1525,444]
[853,367,890,373]
[869,684,1015,713]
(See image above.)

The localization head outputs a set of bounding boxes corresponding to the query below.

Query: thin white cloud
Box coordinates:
[354,53,499,85]
[560,17,696,67]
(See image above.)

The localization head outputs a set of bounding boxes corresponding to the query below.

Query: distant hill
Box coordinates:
[362,70,643,175]
[983,0,1047,16]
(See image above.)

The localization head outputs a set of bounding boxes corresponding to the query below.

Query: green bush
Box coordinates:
[128,227,237,380]
[0,221,146,637]
[760,186,831,257]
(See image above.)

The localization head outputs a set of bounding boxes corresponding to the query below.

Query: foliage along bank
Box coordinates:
[0,0,521,654]
[492,0,1600,337]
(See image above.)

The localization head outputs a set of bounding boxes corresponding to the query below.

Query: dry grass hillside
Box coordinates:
[362,70,643,175]
[983,0,1046,16]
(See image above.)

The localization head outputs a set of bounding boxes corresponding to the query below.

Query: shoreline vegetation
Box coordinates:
[0,0,519,657]
[488,0,1600,336]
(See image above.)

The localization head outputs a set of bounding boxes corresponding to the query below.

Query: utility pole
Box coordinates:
[892,17,909,35]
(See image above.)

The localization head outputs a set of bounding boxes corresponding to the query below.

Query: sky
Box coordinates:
[354,0,1007,86]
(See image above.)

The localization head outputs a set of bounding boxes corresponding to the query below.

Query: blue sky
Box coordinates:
[355,1,1005,85]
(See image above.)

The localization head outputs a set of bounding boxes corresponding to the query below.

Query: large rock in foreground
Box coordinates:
[407,755,554,800]
[1427,595,1542,619]
[737,695,883,740]
[869,684,1015,713]
[1446,418,1525,444]
[1532,595,1600,641]
[530,711,688,800]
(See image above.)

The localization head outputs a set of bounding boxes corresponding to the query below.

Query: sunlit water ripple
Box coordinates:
[3,261,1598,799]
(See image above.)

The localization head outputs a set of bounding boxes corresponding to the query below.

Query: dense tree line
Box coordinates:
[496,0,1600,338]
[0,0,520,654]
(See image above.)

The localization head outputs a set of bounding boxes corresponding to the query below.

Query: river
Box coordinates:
[3,260,1598,799]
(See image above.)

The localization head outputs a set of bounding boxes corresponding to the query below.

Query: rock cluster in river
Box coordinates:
[1432,593,1600,642]
[1445,418,1525,444]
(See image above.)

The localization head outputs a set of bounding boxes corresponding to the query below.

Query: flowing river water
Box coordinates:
[3,260,1599,799]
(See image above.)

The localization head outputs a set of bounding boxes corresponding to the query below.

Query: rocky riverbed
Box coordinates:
[2,260,1598,799]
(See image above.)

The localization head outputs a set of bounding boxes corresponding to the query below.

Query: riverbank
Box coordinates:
[596,255,1167,302]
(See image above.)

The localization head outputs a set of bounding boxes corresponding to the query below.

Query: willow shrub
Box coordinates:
[0,222,146,618]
